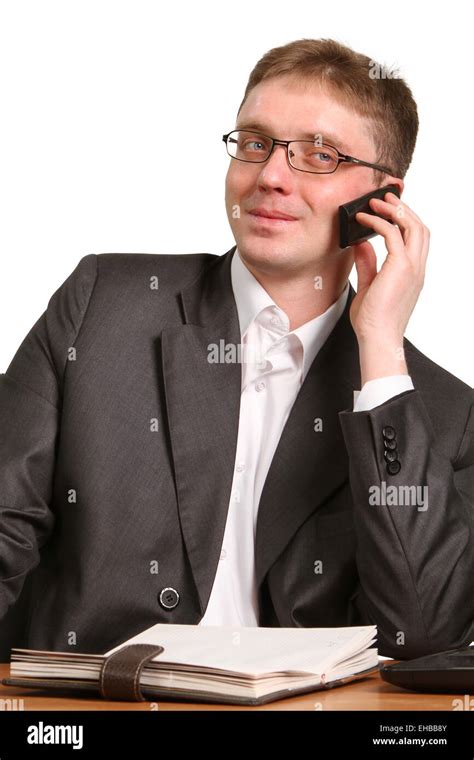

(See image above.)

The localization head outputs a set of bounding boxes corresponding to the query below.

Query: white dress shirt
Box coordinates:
[198,248,414,626]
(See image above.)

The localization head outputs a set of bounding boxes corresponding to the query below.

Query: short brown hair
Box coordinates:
[237,38,419,184]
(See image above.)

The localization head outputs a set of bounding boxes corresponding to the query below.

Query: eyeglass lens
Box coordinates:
[226,130,339,173]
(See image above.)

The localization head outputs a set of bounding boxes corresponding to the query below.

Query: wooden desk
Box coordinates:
[0,662,464,711]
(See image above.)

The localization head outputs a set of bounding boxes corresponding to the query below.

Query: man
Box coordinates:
[0,39,472,661]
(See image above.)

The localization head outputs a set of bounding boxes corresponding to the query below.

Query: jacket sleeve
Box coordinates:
[338,388,474,659]
[0,254,98,621]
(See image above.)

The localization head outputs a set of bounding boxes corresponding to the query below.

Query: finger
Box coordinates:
[367,198,425,258]
[373,193,421,228]
[355,211,405,255]
[376,194,430,270]
[368,197,415,231]
[383,192,423,225]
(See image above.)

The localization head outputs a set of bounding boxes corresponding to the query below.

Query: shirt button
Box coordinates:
[220,549,227,560]
[236,461,246,472]
[270,316,280,326]
[255,381,266,392]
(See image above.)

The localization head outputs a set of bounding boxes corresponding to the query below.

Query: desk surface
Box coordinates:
[0,663,463,711]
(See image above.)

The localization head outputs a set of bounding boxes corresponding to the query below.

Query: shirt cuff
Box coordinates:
[353,375,415,412]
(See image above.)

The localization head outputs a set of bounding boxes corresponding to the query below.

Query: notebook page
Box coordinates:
[105,623,376,677]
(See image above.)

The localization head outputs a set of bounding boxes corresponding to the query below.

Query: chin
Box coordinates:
[235,239,308,272]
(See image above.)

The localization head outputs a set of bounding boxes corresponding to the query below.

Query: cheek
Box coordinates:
[335,171,376,205]
[226,163,268,202]
[225,170,248,221]
[225,164,246,197]
[305,173,369,222]
[304,183,338,220]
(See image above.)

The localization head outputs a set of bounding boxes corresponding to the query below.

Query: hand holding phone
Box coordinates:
[339,184,400,248]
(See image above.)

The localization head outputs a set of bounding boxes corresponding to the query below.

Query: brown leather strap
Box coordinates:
[99,643,165,701]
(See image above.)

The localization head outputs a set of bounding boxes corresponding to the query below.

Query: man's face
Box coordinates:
[224,75,402,276]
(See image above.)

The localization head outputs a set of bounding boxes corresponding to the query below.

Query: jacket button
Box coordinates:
[386,460,401,475]
[384,448,398,463]
[382,425,396,440]
[159,587,180,610]
[384,438,397,450]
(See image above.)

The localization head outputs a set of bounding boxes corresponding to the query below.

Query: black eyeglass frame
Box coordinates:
[222,129,395,176]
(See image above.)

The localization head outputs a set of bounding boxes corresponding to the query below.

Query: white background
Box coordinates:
[0,0,472,385]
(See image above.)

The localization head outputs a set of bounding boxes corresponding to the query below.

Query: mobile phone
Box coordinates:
[339,184,400,248]
[380,645,474,692]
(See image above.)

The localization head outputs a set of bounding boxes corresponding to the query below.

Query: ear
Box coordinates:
[381,175,404,198]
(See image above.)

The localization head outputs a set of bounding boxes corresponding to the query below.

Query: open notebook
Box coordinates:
[2,623,378,705]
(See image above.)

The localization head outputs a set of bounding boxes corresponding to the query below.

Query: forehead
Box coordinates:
[237,76,374,154]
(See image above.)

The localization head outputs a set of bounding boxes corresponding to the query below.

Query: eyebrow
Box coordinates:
[234,121,352,154]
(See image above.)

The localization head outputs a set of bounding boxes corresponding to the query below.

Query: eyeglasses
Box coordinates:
[222,129,394,176]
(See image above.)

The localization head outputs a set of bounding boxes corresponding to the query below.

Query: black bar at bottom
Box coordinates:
[0,709,473,757]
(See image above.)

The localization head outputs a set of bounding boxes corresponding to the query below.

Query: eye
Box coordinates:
[243,140,266,152]
[312,151,331,162]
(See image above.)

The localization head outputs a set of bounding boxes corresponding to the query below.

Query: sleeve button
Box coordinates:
[386,460,401,475]
[382,425,396,440]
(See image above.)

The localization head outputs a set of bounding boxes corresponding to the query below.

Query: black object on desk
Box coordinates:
[380,645,474,692]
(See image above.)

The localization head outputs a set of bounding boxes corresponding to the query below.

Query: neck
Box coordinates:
[239,254,354,330]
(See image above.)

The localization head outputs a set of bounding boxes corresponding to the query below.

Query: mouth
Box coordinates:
[247,210,298,226]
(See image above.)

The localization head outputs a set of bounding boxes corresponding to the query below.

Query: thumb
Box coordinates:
[352,241,377,293]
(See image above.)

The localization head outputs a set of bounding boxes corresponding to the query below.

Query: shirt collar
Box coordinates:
[231,246,276,337]
[230,246,350,382]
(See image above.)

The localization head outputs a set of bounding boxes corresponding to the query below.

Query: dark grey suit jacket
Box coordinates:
[1,246,473,660]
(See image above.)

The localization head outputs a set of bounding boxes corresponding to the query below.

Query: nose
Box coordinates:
[256,143,293,187]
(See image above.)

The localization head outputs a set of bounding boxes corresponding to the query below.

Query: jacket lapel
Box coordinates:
[160,246,242,617]
[161,245,361,617]
[255,285,360,590]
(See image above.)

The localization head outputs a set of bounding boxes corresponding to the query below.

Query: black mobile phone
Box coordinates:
[380,645,474,692]
[339,183,400,248]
